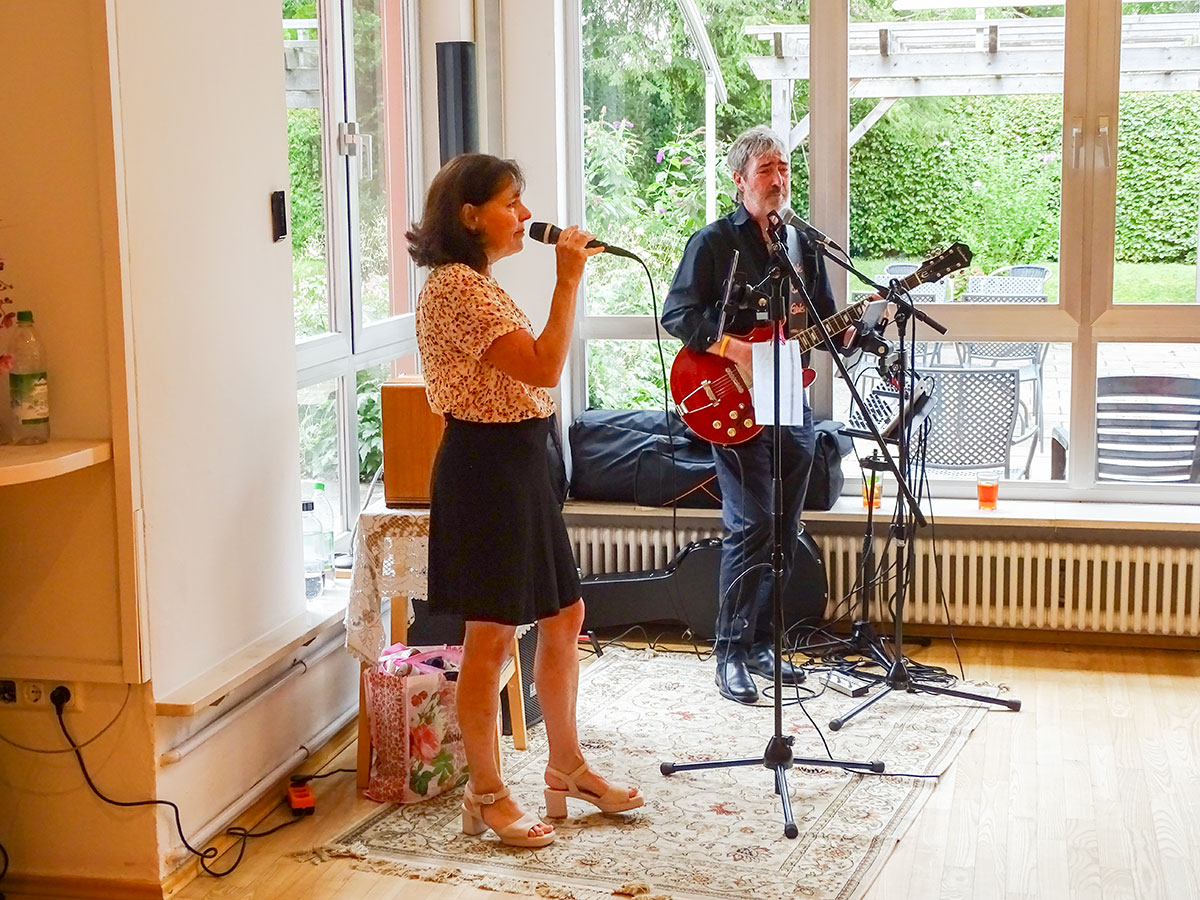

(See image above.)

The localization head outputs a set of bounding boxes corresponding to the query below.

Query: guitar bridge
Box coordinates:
[676,381,718,416]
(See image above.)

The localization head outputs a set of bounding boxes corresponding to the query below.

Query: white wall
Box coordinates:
[110,0,304,696]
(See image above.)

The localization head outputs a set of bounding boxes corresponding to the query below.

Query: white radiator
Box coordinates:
[570,525,720,576]
[567,526,1200,638]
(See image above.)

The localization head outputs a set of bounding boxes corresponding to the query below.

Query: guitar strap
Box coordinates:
[784,225,815,367]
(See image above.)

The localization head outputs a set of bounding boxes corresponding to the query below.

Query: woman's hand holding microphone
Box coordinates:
[553,225,605,287]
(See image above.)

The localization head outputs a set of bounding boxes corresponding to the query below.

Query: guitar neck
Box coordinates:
[793,298,870,354]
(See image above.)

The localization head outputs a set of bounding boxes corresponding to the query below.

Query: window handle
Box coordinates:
[360,132,374,181]
[1070,116,1084,169]
[1096,116,1112,169]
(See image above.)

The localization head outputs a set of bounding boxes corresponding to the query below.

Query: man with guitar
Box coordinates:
[662,125,840,704]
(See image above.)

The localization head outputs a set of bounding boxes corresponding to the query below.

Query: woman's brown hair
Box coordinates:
[406,153,526,271]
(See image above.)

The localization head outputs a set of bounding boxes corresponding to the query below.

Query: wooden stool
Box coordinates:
[356,601,526,790]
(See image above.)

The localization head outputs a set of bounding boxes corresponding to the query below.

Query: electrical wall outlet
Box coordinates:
[0,679,81,711]
[22,680,47,705]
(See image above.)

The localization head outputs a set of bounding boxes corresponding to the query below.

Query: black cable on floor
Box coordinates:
[52,694,301,877]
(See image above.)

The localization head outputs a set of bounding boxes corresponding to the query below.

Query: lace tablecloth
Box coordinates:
[344,506,429,664]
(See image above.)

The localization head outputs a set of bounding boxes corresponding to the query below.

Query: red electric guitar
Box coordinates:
[669,242,972,445]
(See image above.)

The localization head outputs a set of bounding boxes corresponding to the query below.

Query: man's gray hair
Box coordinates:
[726,126,787,200]
[727,125,787,180]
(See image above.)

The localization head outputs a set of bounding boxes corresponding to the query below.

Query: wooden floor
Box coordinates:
[170,640,1200,900]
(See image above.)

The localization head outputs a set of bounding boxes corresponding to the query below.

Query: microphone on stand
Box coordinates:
[777,207,836,246]
[527,222,641,261]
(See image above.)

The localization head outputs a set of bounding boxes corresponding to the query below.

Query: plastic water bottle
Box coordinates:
[8,310,49,445]
[302,500,325,600]
[312,482,336,579]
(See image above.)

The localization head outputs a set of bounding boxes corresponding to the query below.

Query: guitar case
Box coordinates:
[581,533,828,640]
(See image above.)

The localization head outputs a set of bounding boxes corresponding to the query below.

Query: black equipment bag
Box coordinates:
[806,420,853,511]
[568,409,850,511]
[568,409,721,508]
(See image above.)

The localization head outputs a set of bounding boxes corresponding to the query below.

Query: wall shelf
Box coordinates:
[0,439,112,486]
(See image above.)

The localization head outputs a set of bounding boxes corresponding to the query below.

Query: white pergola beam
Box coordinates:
[750,45,1200,83]
[849,98,897,149]
[789,115,810,150]
[844,71,1200,98]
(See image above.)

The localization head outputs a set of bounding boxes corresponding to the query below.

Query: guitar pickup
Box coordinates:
[727,368,749,393]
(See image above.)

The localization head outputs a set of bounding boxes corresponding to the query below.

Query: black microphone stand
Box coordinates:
[660,218,884,841]
[794,239,1022,728]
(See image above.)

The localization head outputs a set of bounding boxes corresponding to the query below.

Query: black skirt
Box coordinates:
[427,415,581,626]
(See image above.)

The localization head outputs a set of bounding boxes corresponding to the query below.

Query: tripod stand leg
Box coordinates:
[660,756,763,776]
[793,755,886,774]
[829,686,893,732]
[911,681,1022,711]
[774,767,799,839]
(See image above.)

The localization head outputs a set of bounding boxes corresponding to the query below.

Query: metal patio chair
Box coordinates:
[849,367,1037,479]
[1095,375,1200,483]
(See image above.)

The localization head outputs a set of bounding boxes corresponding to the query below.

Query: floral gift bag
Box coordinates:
[362,644,469,804]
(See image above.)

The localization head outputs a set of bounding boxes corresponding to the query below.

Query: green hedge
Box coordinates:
[849,93,1200,266]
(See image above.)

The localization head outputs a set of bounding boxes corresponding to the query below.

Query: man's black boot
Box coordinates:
[746,643,806,685]
[715,648,759,704]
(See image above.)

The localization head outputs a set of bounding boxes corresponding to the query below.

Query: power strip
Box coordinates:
[821,671,871,698]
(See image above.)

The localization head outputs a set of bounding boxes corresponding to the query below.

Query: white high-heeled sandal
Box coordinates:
[461,785,556,848]
[543,762,644,818]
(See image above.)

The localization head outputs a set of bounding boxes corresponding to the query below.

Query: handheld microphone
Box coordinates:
[777,207,835,246]
[527,222,640,261]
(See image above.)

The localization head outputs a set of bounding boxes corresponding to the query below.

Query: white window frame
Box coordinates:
[293,0,422,539]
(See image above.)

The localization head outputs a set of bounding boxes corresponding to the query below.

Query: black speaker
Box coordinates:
[500,627,543,736]
[580,534,828,640]
[401,598,464,646]
[435,41,479,164]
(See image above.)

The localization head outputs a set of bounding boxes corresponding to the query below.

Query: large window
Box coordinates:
[571,0,1200,503]
[576,0,801,409]
[285,0,419,544]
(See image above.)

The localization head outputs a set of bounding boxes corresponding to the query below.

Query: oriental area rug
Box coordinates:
[322,647,1001,900]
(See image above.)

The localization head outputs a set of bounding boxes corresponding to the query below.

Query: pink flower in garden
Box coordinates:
[410,723,441,762]
[656,148,665,163]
